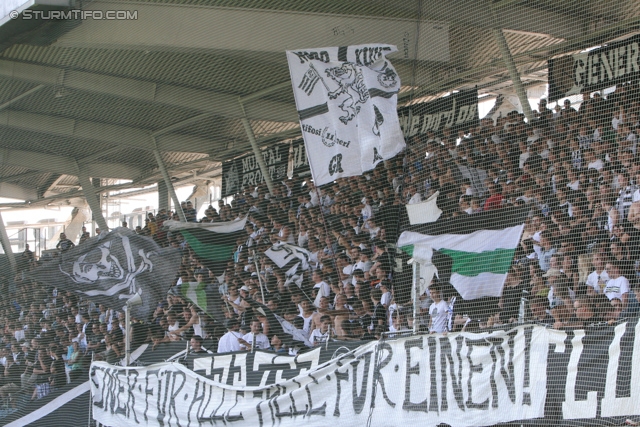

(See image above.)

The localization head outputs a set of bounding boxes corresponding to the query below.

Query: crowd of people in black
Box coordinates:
[1,83,640,411]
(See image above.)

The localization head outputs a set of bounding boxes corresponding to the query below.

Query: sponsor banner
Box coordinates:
[92,325,553,427]
[398,89,479,137]
[548,34,640,101]
[222,144,289,197]
[286,44,405,186]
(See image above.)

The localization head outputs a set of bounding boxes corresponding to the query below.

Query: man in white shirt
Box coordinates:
[312,271,331,308]
[354,248,373,277]
[429,284,449,333]
[217,319,243,353]
[310,315,333,346]
[604,261,630,309]
[380,280,392,308]
[336,254,354,287]
[586,253,610,295]
[239,320,270,350]
[360,197,373,221]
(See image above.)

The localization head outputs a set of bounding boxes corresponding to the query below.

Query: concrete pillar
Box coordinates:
[0,211,17,280]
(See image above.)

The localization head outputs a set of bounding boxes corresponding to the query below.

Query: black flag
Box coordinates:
[30,227,181,320]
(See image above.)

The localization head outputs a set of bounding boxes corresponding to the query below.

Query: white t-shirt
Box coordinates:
[313,281,331,308]
[354,260,372,274]
[310,329,330,346]
[297,232,309,248]
[361,204,373,221]
[299,313,314,335]
[341,265,354,286]
[241,332,270,350]
[217,331,243,353]
[604,276,629,301]
[585,270,609,294]
[167,321,181,335]
[380,291,391,307]
[429,300,449,333]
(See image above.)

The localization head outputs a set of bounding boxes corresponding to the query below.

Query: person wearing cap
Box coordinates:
[217,319,243,353]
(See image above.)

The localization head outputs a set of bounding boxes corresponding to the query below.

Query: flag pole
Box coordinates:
[325,325,331,350]
[124,304,131,366]
[411,259,420,335]
[124,293,143,366]
[252,250,266,303]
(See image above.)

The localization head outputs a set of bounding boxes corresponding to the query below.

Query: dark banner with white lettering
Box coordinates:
[222,144,289,197]
[548,34,640,101]
[398,89,479,138]
[89,322,640,427]
[290,139,311,178]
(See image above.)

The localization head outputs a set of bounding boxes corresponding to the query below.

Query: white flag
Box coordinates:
[405,191,442,225]
[286,44,406,186]
[408,244,437,297]
[264,243,311,272]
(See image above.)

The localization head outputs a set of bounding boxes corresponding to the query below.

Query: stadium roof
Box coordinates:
[0,0,639,207]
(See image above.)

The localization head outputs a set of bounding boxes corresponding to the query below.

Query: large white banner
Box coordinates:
[91,325,549,427]
[286,44,405,186]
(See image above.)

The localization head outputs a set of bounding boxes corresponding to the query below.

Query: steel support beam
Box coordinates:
[0,85,45,111]
[0,145,142,179]
[493,29,535,122]
[77,165,108,231]
[152,139,186,222]
[0,109,225,155]
[0,59,298,123]
[240,117,274,195]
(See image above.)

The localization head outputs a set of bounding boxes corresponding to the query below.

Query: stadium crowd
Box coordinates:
[1,83,640,407]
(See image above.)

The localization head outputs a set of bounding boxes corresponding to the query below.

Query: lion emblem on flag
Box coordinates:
[325,63,370,124]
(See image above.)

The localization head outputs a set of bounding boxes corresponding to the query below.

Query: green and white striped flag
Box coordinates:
[163,217,247,275]
[179,281,225,323]
[398,209,526,300]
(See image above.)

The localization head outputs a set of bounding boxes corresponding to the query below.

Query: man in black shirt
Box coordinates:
[189,335,210,354]
[56,233,75,253]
